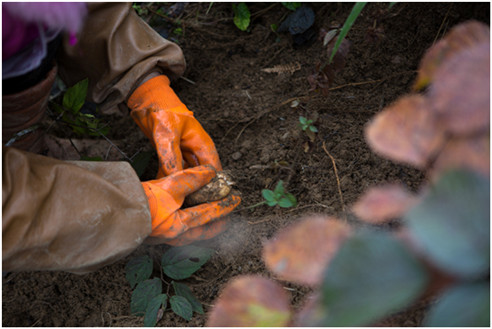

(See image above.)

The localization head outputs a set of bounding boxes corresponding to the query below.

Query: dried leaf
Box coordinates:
[207,275,291,327]
[365,95,446,168]
[263,216,352,286]
[414,21,490,90]
[262,62,301,75]
[429,42,490,135]
[352,184,418,224]
[323,29,338,46]
[432,134,490,178]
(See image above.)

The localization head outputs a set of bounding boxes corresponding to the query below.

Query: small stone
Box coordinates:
[232,151,242,160]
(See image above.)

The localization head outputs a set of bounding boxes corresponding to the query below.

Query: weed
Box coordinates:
[261,180,297,208]
[47,78,152,176]
[298,116,318,142]
[49,78,109,137]
[125,245,213,326]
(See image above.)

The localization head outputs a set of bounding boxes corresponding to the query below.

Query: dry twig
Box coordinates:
[322,141,347,221]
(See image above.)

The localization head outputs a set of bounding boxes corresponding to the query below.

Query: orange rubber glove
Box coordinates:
[142,165,240,246]
[128,75,222,178]
[128,75,241,245]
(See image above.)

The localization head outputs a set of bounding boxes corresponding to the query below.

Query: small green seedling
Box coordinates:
[125,245,213,326]
[299,116,318,142]
[262,180,297,208]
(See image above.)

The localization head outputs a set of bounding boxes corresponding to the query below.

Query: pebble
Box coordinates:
[231,151,242,160]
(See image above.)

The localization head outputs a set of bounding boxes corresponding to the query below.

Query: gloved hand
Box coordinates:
[142,165,240,245]
[128,75,222,178]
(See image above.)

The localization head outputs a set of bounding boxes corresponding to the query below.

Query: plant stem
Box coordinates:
[240,201,267,210]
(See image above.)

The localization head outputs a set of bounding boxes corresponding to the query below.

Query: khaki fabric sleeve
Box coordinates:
[2,147,152,274]
[57,2,186,113]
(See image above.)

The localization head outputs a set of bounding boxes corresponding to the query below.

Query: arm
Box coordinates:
[57,2,186,113]
[2,147,151,273]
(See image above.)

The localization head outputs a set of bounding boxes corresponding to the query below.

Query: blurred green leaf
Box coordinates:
[232,3,250,31]
[125,255,153,289]
[282,2,301,11]
[274,180,285,195]
[278,194,297,208]
[318,230,428,326]
[131,278,162,315]
[172,281,204,314]
[161,245,213,280]
[170,295,193,321]
[405,169,490,278]
[262,189,277,205]
[329,2,366,63]
[63,78,88,113]
[424,282,490,326]
[144,294,167,327]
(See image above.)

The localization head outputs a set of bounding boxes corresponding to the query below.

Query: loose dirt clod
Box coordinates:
[184,171,234,207]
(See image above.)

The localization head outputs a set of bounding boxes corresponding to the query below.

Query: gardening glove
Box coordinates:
[141,165,240,245]
[128,75,222,179]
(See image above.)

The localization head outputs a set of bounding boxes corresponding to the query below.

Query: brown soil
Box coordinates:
[2,2,489,327]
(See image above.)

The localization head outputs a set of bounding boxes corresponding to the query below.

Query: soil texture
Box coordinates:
[2,2,489,327]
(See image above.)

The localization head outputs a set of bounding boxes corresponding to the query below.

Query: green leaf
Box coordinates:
[143,294,168,327]
[130,151,153,178]
[161,245,213,280]
[278,195,295,208]
[273,180,285,196]
[424,282,490,326]
[318,230,428,326]
[262,189,276,204]
[299,116,308,125]
[131,278,162,316]
[170,295,193,321]
[125,255,153,289]
[232,3,250,31]
[286,193,298,207]
[63,78,88,113]
[329,2,366,63]
[405,169,490,278]
[309,125,318,133]
[172,281,204,314]
[282,2,301,11]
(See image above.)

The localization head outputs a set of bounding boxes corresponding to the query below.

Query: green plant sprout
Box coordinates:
[261,180,297,208]
[299,116,318,142]
[125,245,213,326]
[50,78,109,137]
[299,116,317,132]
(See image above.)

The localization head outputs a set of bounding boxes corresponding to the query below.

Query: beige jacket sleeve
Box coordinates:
[57,2,186,113]
[2,147,152,273]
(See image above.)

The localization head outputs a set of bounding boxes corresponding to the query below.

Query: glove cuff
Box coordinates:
[127,75,191,115]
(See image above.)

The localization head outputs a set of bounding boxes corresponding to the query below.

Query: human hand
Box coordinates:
[141,165,240,245]
[128,75,221,178]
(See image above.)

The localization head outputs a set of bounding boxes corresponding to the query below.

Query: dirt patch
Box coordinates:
[2,2,489,327]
